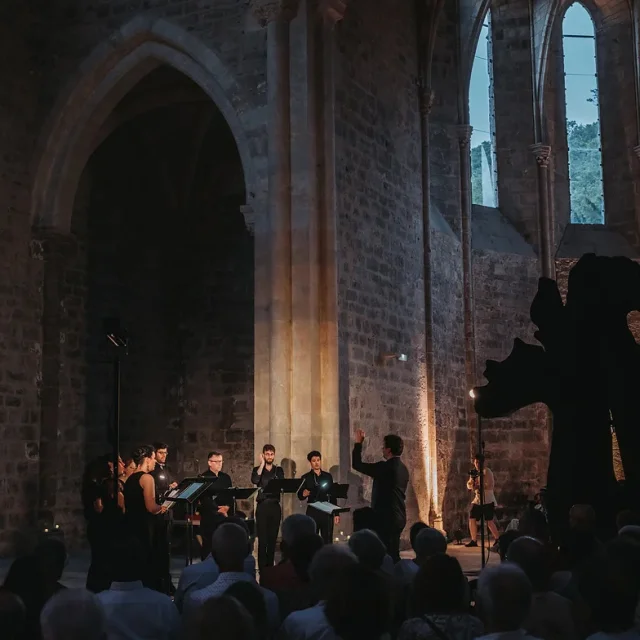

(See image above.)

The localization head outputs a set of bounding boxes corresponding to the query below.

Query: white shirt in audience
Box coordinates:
[97,581,180,640]
[394,559,420,584]
[185,571,279,631]
[279,602,336,640]
[174,554,255,611]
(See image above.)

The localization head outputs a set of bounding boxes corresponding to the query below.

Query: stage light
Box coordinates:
[469,389,476,399]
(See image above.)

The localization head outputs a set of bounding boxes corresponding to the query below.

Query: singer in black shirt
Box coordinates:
[297,451,338,543]
[198,451,233,560]
[352,430,409,562]
[251,444,285,569]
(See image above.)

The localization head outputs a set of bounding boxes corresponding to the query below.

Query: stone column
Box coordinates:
[458,124,478,453]
[530,143,555,279]
[251,0,299,460]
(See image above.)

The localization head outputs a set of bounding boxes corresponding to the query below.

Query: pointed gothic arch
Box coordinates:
[30,17,262,233]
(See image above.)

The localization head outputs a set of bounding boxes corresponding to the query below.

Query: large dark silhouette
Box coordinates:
[472,254,640,537]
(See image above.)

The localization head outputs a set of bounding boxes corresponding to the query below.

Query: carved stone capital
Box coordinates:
[240,205,256,235]
[419,86,435,117]
[250,0,300,26]
[530,143,552,168]
[319,0,347,23]
[457,125,473,149]
[634,144,640,161]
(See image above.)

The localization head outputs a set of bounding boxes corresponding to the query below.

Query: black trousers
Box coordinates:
[306,506,334,544]
[256,499,281,569]
[375,520,405,564]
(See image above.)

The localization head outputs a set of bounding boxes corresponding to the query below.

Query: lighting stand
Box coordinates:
[105,319,128,502]
[477,412,486,569]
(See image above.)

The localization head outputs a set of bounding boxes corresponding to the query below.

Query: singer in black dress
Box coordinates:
[123,445,167,590]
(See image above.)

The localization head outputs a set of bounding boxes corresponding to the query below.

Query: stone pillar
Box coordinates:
[251,0,299,461]
[458,124,478,454]
[530,143,555,279]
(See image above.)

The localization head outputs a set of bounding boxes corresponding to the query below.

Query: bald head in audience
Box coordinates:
[477,564,532,634]
[40,589,106,640]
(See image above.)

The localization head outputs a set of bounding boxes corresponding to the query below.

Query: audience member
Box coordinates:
[506,536,574,640]
[96,537,180,640]
[476,564,540,640]
[278,545,358,640]
[35,538,68,600]
[3,554,47,639]
[348,529,387,572]
[393,522,432,584]
[324,563,392,640]
[276,533,325,618]
[579,550,640,640]
[185,523,279,631]
[174,517,255,612]
[616,510,640,532]
[226,581,269,640]
[260,514,316,591]
[192,595,257,640]
[401,553,482,640]
[0,588,26,640]
[497,530,522,562]
[40,588,107,640]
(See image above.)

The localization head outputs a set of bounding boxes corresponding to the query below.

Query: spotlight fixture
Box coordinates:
[378,352,409,364]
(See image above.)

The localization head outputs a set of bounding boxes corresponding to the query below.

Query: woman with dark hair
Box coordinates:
[123,445,167,589]
[400,553,483,640]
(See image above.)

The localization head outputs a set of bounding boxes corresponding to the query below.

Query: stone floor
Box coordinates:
[0,543,498,588]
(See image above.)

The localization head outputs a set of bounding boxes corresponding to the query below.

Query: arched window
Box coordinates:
[562,3,604,224]
[469,11,498,207]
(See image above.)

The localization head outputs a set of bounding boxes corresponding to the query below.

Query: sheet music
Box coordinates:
[162,488,179,509]
[309,501,343,515]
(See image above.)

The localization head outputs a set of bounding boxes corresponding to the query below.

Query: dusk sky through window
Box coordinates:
[469,3,598,145]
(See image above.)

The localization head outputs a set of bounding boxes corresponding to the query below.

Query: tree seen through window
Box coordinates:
[563,3,605,224]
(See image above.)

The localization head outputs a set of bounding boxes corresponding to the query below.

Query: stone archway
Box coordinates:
[30,21,268,536]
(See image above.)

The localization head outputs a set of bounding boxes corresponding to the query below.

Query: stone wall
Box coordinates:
[334,0,430,531]
[473,250,549,509]
[0,1,45,552]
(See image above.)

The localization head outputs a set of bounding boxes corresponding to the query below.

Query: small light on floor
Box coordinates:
[44,528,48,533]
[334,537,339,542]
[55,524,59,529]
[347,535,351,540]
[340,531,344,535]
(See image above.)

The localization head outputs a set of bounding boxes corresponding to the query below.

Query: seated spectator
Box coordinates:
[579,547,640,640]
[186,523,279,632]
[324,563,392,640]
[476,564,540,640]
[192,595,257,640]
[348,529,387,572]
[96,538,180,640]
[226,581,268,640]
[40,588,107,640]
[497,530,522,562]
[3,554,47,639]
[276,533,324,618]
[506,536,574,640]
[401,553,483,640]
[278,545,358,640]
[35,538,68,600]
[0,588,26,640]
[393,522,431,584]
[618,525,640,545]
[395,526,448,585]
[260,514,316,591]
[175,516,255,612]
[616,510,640,532]
[353,508,394,573]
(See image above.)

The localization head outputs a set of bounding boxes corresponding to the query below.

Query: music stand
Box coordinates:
[168,479,214,566]
[263,478,305,534]
[210,487,259,520]
[332,483,349,501]
[308,501,351,544]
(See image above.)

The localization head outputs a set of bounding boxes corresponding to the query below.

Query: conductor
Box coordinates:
[351,429,409,562]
